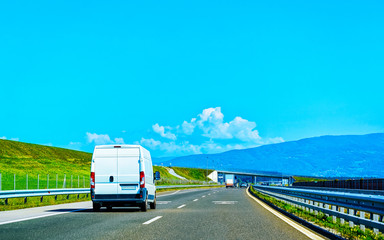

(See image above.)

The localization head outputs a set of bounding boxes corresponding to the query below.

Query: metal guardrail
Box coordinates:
[290,186,384,196]
[252,185,384,234]
[0,184,219,203]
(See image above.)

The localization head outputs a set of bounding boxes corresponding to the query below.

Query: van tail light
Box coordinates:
[140,171,145,188]
[90,172,95,189]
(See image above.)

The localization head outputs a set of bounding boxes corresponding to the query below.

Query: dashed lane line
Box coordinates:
[143,216,163,225]
[193,199,199,202]
[177,204,186,209]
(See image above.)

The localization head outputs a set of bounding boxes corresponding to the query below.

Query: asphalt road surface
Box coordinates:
[0,188,323,240]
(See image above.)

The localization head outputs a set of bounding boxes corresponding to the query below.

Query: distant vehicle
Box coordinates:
[90,145,160,212]
[225,174,235,188]
[240,183,248,188]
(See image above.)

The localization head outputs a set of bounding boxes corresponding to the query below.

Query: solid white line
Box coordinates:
[158,190,181,197]
[177,204,186,209]
[246,188,325,240]
[193,199,199,202]
[143,216,162,225]
[0,208,87,226]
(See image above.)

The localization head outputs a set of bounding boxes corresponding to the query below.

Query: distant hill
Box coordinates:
[153,133,384,177]
[0,139,92,175]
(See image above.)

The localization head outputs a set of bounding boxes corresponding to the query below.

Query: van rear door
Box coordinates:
[117,147,140,194]
[94,147,118,195]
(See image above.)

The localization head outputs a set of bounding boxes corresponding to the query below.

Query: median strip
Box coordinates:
[143,216,162,225]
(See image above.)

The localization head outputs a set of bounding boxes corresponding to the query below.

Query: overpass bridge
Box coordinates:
[208,169,294,186]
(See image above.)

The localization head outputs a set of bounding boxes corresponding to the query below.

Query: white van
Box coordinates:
[90,145,160,211]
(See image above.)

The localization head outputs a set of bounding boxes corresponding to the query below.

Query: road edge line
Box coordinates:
[246,187,326,240]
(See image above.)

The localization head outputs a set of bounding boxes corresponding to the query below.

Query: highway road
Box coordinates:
[0,188,325,240]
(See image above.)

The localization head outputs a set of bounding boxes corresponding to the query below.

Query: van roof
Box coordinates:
[95,144,144,149]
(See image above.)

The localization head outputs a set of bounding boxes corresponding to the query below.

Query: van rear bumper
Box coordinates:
[91,188,147,204]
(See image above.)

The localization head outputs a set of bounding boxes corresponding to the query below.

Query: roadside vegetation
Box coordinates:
[250,186,384,240]
[293,176,330,183]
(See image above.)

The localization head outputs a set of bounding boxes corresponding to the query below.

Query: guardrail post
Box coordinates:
[332,205,337,223]
[372,214,379,233]
[309,200,313,214]
[349,209,355,227]
[324,204,329,216]
[55,195,57,201]
[5,198,8,205]
[40,196,43,202]
[24,197,27,203]
[339,207,345,224]
[359,211,365,231]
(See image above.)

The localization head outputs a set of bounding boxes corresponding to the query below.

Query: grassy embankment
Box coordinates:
[250,186,384,240]
[293,176,330,183]
[0,139,219,210]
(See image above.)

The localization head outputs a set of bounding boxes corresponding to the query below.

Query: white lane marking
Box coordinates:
[202,195,206,198]
[208,194,211,195]
[212,201,238,205]
[193,199,199,202]
[143,216,162,225]
[157,201,172,205]
[158,190,181,197]
[0,208,87,226]
[246,188,325,240]
[177,204,186,209]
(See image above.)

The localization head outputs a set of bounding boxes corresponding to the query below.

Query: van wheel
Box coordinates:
[150,197,156,209]
[141,198,148,212]
[93,202,101,212]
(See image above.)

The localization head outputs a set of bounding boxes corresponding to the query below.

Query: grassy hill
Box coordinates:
[0,139,212,190]
[0,139,92,190]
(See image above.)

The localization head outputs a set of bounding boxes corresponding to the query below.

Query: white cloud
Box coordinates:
[140,138,202,155]
[182,107,263,143]
[0,136,19,141]
[114,137,125,144]
[181,119,196,135]
[152,123,177,140]
[144,107,284,156]
[86,132,125,145]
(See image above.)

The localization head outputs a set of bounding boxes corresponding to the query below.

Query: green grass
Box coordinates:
[172,167,213,181]
[0,194,91,211]
[0,139,91,190]
[293,176,330,183]
[250,186,384,240]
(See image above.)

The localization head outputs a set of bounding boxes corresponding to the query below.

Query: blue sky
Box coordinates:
[1,1,383,157]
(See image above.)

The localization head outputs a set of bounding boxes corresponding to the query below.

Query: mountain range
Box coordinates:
[153,133,384,177]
